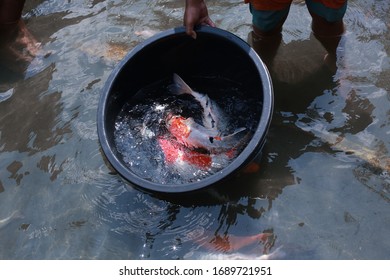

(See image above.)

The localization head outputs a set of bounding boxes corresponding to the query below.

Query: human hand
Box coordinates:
[184,0,215,39]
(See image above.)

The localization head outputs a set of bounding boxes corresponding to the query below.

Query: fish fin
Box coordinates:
[212,128,246,144]
[172,73,193,95]
[233,127,247,135]
[224,129,251,158]
[220,127,247,140]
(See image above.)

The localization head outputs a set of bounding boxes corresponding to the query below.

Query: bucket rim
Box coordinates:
[97,26,273,194]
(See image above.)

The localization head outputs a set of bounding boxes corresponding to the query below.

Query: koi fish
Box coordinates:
[184,231,283,260]
[166,114,247,154]
[157,137,212,169]
[184,246,286,260]
[165,74,248,155]
[204,232,274,253]
[172,73,224,130]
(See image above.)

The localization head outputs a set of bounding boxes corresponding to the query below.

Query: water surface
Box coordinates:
[0,0,389,259]
[114,75,259,185]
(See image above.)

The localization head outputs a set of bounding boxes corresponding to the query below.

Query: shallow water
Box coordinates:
[0,0,389,259]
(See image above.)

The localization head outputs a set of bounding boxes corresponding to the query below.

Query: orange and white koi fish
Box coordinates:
[184,231,282,260]
[165,74,248,155]
[204,232,274,253]
[157,137,212,169]
[166,114,246,155]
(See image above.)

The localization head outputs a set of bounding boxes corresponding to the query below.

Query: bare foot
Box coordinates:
[0,20,40,75]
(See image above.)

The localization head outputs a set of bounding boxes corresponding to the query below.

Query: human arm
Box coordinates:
[184,0,215,39]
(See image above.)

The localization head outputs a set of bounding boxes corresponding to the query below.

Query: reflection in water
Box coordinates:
[90,186,278,259]
[0,0,389,259]
[0,64,71,153]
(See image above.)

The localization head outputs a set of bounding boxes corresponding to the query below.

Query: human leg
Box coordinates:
[0,0,26,37]
[0,0,25,22]
[306,0,347,59]
[0,0,39,75]
[246,0,292,65]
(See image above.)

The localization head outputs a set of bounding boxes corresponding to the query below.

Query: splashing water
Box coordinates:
[114,76,261,185]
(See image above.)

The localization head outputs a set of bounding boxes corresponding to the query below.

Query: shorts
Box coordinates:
[244,0,348,32]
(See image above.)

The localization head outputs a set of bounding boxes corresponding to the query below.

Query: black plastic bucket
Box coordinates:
[97,26,273,193]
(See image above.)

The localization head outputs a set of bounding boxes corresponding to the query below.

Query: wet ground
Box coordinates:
[0,0,389,259]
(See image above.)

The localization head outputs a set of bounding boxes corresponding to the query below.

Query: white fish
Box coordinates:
[166,74,247,154]
[172,73,223,130]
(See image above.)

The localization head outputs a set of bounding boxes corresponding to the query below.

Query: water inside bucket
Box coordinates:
[114,75,262,185]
